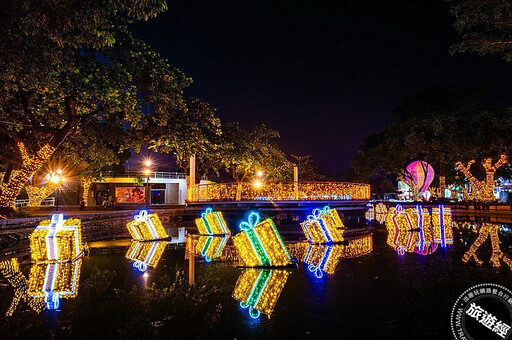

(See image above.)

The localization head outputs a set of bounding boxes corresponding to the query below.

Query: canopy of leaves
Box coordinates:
[220,123,292,183]
[0,0,189,173]
[450,0,512,61]
[348,84,512,183]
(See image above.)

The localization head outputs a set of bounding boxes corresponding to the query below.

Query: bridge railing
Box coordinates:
[187,181,370,202]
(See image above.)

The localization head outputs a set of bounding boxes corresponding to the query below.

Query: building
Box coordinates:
[88,171,187,206]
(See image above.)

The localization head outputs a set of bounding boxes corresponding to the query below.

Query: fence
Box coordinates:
[187,181,370,202]
[15,197,55,209]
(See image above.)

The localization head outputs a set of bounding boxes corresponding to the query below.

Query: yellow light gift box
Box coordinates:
[195,208,230,235]
[232,212,292,267]
[232,268,290,319]
[300,206,344,244]
[127,210,169,241]
[431,205,453,247]
[126,240,167,272]
[29,214,84,262]
[27,259,82,310]
[385,204,430,231]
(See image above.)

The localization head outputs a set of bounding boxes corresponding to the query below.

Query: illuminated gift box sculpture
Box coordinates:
[431,205,453,247]
[232,212,292,267]
[232,268,290,319]
[195,208,230,235]
[195,235,229,262]
[127,210,168,241]
[126,241,167,272]
[301,206,345,244]
[27,259,82,310]
[385,204,430,231]
[30,214,84,262]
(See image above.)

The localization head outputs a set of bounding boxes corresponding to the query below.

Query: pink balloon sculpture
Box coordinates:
[405,161,435,193]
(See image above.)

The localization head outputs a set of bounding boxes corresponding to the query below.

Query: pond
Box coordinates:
[0,206,511,339]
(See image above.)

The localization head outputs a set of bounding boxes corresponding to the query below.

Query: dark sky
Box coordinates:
[130,0,512,175]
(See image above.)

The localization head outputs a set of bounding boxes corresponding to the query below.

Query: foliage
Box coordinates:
[150,97,223,181]
[450,0,512,61]
[291,154,329,181]
[348,84,512,183]
[220,123,292,183]
[0,0,190,206]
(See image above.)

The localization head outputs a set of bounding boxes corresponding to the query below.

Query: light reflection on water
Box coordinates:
[0,206,511,338]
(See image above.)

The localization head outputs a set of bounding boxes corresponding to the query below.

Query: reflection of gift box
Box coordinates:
[431,205,453,247]
[232,212,292,267]
[195,235,229,262]
[303,244,343,277]
[127,210,168,241]
[195,208,230,235]
[387,227,433,255]
[27,260,82,310]
[232,268,290,318]
[30,214,83,262]
[126,241,167,271]
[385,205,430,231]
[301,207,344,244]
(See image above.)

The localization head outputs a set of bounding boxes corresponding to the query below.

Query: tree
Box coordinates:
[150,97,222,184]
[0,0,190,207]
[220,123,292,184]
[348,85,512,200]
[291,154,329,181]
[450,0,512,61]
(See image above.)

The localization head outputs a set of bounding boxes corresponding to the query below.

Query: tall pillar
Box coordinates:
[294,164,299,200]
[189,155,196,187]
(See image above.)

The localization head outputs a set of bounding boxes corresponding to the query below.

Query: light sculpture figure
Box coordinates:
[27,259,82,310]
[462,223,512,270]
[385,205,430,231]
[126,241,167,272]
[232,212,292,267]
[127,210,168,241]
[232,268,290,319]
[431,205,453,247]
[300,206,344,244]
[195,208,230,235]
[30,214,83,262]
[405,160,435,193]
[365,203,387,223]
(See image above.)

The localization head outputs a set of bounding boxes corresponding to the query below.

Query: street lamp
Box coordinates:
[50,170,65,211]
[144,168,151,208]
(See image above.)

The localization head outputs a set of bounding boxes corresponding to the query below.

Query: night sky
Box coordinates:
[130,0,512,176]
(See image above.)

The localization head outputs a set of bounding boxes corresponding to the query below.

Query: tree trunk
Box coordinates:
[455,155,508,202]
[0,143,55,208]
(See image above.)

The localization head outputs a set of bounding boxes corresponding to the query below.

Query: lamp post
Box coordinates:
[51,170,64,211]
[144,168,151,208]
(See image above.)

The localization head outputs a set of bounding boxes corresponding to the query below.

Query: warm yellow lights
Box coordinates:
[126,210,169,241]
[0,259,45,316]
[29,214,84,262]
[232,213,292,267]
[256,171,264,177]
[462,223,512,270]
[455,155,508,202]
[126,241,166,271]
[300,206,345,244]
[290,234,373,277]
[195,208,230,235]
[187,181,371,202]
[144,160,152,167]
[232,268,290,318]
